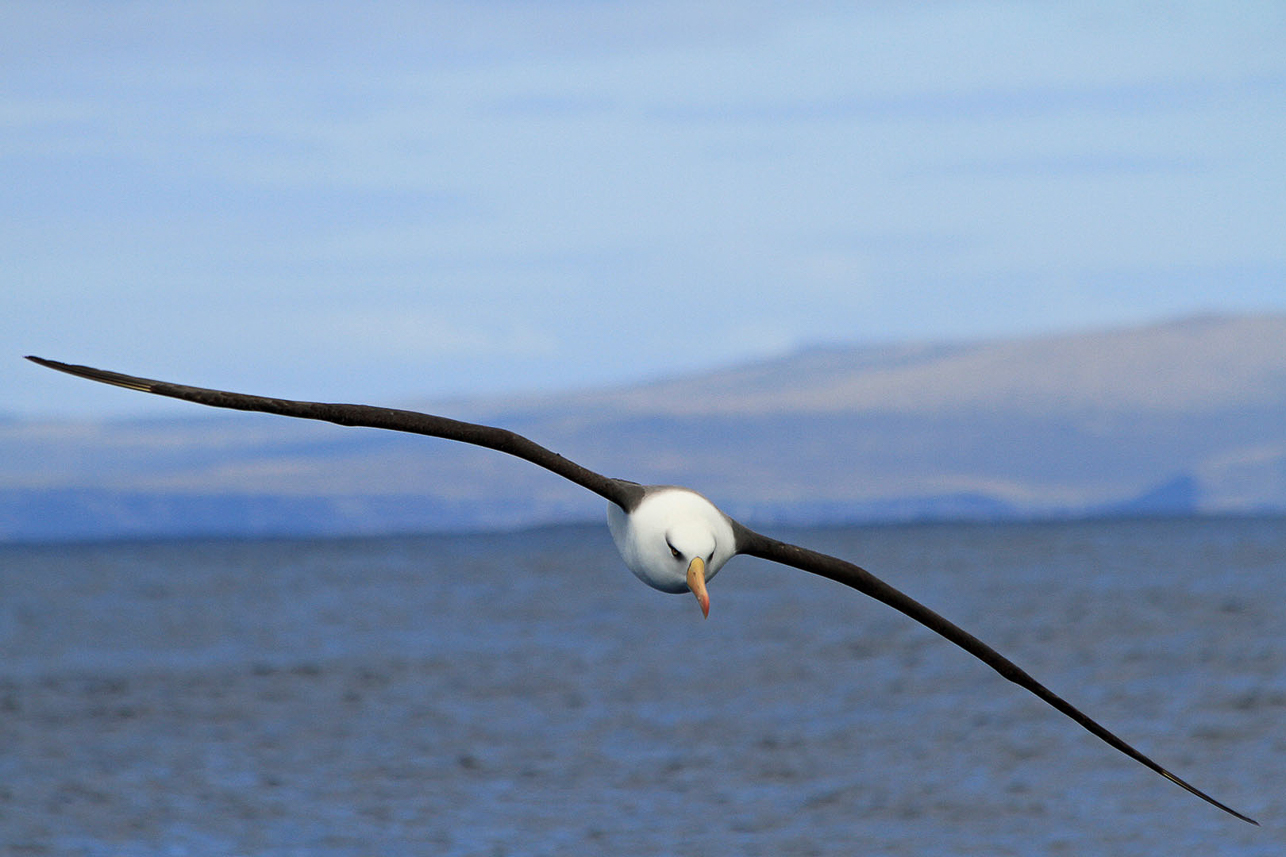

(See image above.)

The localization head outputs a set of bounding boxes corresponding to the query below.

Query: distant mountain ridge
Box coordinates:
[563,313,1286,415]
[4,313,1285,541]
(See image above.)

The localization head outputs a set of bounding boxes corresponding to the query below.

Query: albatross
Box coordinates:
[26,355,1257,825]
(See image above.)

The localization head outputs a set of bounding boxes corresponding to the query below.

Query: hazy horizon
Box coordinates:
[7,314,1284,542]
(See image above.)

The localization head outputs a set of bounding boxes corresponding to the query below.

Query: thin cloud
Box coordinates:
[649,74,1286,125]
[927,154,1212,179]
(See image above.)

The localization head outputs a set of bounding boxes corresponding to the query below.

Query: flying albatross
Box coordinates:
[26,355,1257,825]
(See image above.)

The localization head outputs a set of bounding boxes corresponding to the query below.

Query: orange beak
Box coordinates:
[686,556,709,618]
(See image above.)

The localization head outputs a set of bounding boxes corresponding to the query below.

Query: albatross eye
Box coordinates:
[668,542,682,559]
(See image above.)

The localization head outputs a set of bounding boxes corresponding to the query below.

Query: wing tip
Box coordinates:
[25,356,158,393]
[1159,759,1258,826]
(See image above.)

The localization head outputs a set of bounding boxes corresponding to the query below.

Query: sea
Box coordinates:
[1,515,1282,856]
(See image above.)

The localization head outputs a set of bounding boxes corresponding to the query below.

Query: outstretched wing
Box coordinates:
[731,522,1256,825]
[26,357,645,512]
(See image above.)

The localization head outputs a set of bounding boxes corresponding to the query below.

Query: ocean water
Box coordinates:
[1,516,1283,856]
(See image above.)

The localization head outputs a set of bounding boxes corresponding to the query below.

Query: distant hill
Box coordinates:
[4,314,1285,541]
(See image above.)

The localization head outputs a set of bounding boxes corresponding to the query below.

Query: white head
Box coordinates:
[607,487,737,617]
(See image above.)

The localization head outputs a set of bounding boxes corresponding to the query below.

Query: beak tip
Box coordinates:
[687,557,710,619]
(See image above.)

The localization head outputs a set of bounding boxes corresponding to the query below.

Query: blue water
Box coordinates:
[2,516,1283,855]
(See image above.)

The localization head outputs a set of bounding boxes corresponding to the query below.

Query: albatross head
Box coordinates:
[607,487,737,618]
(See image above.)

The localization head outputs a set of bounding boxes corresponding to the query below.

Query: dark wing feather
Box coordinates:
[26,357,645,511]
[731,521,1256,825]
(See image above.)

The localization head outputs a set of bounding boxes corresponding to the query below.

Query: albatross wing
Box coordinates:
[731,522,1257,825]
[25,356,644,512]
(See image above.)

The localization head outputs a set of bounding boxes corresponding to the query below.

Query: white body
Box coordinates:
[607,487,737,594]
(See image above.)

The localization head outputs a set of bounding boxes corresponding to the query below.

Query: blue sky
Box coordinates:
[7,2,1285,417]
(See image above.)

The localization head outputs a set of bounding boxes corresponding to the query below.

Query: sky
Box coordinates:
[6,1,1285,417]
